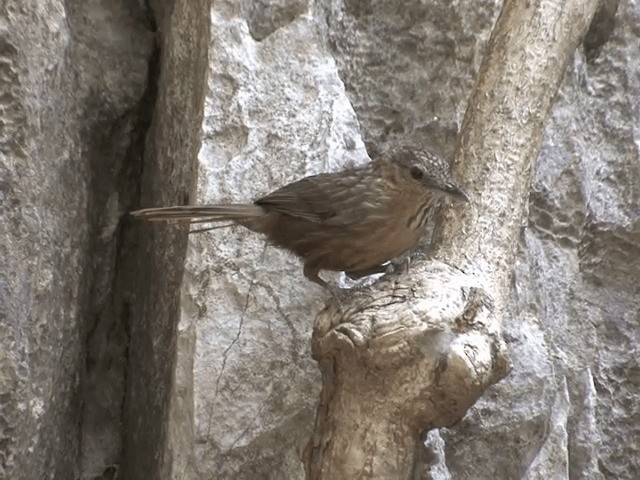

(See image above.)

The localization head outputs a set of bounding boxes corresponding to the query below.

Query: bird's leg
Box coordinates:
[392,256,412,276]
[304,263,344,308]
[303,263,330,290]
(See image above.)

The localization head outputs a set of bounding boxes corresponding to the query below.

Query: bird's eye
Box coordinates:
[410,165,424,180]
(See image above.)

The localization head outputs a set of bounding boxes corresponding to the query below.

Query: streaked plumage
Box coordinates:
[132,147,468,290]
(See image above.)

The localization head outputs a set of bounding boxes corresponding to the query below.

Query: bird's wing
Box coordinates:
[255,169,379,225]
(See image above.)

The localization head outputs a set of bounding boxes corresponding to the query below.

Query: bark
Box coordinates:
[433,0,600,299]
[304,0,600,478]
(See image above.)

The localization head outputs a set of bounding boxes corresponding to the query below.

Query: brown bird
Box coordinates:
[132,146,468,292]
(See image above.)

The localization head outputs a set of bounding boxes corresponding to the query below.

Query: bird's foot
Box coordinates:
[371,258,411,282]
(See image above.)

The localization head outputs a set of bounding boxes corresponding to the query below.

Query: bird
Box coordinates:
[131,146,469,293]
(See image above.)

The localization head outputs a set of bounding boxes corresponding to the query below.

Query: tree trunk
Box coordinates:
[304,0,600,477]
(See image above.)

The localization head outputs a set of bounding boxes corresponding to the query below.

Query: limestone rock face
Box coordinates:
[440,3,640,479]
[176,3,368,478]
[181,1,639,478]
[2,0,638,479]
[1,0,210,479]
[0,1,153,478]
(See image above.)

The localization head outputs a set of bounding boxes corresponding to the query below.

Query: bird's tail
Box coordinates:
[130,204,264,224]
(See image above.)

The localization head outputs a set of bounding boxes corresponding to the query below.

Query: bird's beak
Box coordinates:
[444,182,470,202]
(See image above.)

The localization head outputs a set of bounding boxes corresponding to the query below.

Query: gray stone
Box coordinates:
[176,0,639,478]
[121,0,210,479]
[0,1,153,478]
[2,0,638,478]
[175,2,368,477]
[441,2,640,479]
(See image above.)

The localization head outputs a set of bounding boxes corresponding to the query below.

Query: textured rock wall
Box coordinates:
[121,0,210,479]
[2,0,637,478]
[172,2,368,477]
[176,0,639,478]
[441,2,640,479]
[0,1,153,478]
[1,0,210,478]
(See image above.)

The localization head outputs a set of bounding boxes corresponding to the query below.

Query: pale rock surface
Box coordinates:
[1,0,638,478]
[179,0,640,479]
[175,2,368,478]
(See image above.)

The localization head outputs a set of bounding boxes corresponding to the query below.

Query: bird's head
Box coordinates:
[387,146,470,202]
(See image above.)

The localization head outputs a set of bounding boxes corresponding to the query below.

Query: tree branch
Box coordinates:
[433,0,600,297]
